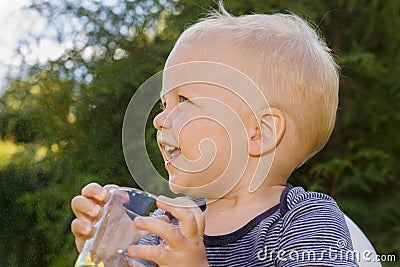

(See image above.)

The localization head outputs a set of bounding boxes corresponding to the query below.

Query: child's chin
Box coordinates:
[168,179,191,194]
[169,182,222,200]
[168,180,204,198]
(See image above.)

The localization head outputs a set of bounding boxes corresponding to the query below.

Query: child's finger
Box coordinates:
[156,214,171,223]
[75,238,85,253]
[71,218,95,251]
[103,184,120,192]
[156,196,205,239]
[136,215,171,240]
[71,218,94,238]
[133,216,185,248]
[127,244,172,266]
[71,195,102,219]
[81,182,109,202]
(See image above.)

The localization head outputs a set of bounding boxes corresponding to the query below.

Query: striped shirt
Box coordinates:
[138,184,359,267]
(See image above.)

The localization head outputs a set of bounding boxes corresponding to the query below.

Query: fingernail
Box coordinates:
[99,189,108,200]
[84,225,92,235]
[91,205,101,217]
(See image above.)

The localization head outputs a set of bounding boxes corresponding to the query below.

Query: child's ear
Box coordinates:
[249,107,286,156]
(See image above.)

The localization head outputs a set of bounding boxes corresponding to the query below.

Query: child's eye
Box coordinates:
[178,95,189,103]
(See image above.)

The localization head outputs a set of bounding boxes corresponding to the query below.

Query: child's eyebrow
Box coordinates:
[159,84,198,102]
[175,84,203,96]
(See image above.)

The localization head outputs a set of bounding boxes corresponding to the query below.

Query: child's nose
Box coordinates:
[153,109,171,130]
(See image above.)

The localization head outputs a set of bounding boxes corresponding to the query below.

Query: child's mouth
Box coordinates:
[162,144,181,167]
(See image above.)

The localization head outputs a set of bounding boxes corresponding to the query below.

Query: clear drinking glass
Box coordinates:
[74,187,157,267]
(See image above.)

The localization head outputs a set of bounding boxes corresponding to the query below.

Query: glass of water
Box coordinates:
[74,187,157,267]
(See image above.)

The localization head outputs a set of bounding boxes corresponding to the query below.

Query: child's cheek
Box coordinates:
[178,118,231,174]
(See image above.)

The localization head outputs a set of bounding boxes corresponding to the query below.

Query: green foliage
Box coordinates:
[0,0,399,266]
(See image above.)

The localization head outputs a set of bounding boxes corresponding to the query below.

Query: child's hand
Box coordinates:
[71,182,118,251]
[127,196,210,267]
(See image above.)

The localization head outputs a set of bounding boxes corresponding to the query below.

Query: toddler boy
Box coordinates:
[72,5,358,267]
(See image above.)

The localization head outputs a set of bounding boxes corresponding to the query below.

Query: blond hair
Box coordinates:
[177,4,339,165]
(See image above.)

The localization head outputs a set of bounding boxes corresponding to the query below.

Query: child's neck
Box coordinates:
[203,182,287,236]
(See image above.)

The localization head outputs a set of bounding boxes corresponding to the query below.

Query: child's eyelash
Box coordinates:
[178,95,189,102]
[158,96,188,110]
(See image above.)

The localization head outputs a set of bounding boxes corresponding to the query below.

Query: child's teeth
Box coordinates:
[164,145,175,152]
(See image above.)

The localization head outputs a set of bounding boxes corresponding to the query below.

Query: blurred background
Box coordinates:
[0,0,399,266]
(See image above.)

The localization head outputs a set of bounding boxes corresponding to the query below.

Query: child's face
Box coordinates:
[154,83,229,191]
[153,40,258,196]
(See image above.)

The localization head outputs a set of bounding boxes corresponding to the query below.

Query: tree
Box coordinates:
[0,0,398,266]
[0,0,177,265]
